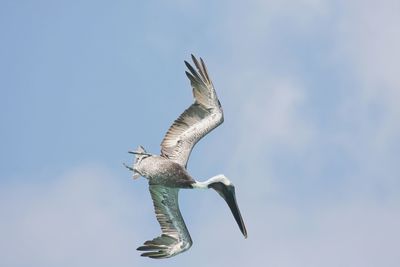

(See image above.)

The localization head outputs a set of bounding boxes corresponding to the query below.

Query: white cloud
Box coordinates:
[0,166,152,267]
[219,74,315,198]
[336,0,400,96]
[191,1,400,266]
[1,166,398,267]
[330,0,400,194]
[201,0,400,198]
[188,191,400,267]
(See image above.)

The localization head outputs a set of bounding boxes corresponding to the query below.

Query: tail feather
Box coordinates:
[126,145,148,179]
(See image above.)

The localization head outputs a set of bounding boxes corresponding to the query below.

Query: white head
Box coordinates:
[207,174,232,186]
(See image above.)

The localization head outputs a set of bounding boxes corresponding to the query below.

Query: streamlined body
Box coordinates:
[125,55,247,259]
[135,155,194,188]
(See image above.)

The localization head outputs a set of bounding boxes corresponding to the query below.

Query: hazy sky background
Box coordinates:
[1,0,399,266]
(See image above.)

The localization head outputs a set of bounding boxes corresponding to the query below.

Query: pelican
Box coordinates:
[124,55,247,259]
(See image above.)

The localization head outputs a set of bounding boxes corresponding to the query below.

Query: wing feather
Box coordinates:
[137,185,192,259]
[161,55,223,167]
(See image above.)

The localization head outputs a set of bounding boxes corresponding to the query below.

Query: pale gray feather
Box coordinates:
[161,55,224,167]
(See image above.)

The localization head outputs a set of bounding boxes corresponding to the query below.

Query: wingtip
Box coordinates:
[140,251,168,259]
[137,245,159,251]
[185,71,194,80]
[191,54,200,68]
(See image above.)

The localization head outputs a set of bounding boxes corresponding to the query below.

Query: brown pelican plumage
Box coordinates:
[124,55,247,259]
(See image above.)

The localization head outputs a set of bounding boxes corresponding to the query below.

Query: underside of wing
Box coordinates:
[137,185,192,259]
[160,55,224,167]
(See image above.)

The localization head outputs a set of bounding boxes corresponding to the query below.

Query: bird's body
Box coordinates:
[135,155,194,188]
[125,55,247,259]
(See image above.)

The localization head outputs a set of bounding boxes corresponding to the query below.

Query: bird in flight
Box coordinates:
[124,55,247,259]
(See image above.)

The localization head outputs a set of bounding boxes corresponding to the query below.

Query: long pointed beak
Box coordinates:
[210,183,248,238]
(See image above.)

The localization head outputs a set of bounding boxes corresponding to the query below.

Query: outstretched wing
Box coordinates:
[160,55,224,168]
[137,185,192,259]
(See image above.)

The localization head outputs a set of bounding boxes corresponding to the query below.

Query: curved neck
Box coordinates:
[192,174,231,189]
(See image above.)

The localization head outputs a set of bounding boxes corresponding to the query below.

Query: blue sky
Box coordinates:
[1,0,399,266]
